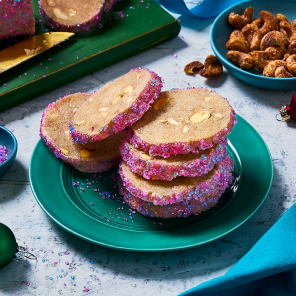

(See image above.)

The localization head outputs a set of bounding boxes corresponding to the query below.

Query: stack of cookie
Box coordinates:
[118,88,236,218]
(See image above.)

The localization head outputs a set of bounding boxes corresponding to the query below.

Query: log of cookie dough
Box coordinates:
[39,0,105,32]
[40,93,125,173]
[130,88,236,158]
[119,156,234,206]
[121,137,228,181]
[70,68,163,144]
[118,178,227,218]
[0,0,35,39]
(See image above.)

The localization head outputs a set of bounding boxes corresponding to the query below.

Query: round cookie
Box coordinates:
[119,180,226,218]
[40,93,125,173]
[121,137,228,181]
[130,88,236,158]
[119,155,234,205]
[39,0,105,32]
[70,68,163,144]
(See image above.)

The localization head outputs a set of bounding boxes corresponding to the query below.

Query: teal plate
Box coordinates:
[29,115,273,252]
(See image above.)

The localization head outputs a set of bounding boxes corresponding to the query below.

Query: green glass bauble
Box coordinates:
[0,223,18,269]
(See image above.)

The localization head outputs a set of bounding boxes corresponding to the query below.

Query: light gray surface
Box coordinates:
[0,6,295,296]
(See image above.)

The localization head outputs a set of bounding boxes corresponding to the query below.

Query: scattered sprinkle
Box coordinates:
[71,275,74,280]
[37,236,40,239]
[26,282,30,286]
[49,277,53,280]
[90,260,94,264]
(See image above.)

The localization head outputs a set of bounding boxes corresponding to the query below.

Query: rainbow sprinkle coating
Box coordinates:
[0,145,9,165]
[119,179,228,219]
[119,155,234,206]
[40,93,122,173]
[70,68,163,144]
[130,88,237,158]
[0,0,35,39]
[39,0,106,32]
[121,137,228,181]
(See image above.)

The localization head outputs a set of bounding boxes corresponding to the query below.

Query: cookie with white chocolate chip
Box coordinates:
[39,0,105,32]
[40,92,125,173]
[129,88,236,158]
[70,68,163,144]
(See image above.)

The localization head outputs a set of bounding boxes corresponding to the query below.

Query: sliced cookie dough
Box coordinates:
[121,137,228,181]
[40,93,125,173]
[70,68,163,144]
[118,155,234,206]
[39,0,105,31]
[130,88,236,158]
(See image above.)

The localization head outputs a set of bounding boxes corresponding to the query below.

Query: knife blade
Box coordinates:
[0,32,74,73]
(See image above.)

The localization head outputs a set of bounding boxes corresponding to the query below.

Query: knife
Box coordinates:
[0,32,74,73]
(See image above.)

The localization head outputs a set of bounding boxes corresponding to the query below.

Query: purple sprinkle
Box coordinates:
[65,261,69,265]
[65,251,69,254]
[172,54,177,58]
[0,145,9,164]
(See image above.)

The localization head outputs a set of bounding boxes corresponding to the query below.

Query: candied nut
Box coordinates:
[276,13,290,24]
[283,53,290,61]
[153,98,169,110]
[230,30,244,39]
[60,148,69,155]
[47,0,56,6]
[99,107,108,111]
[227,51,253,69]
[168,118,181,125]
[52,8,68,20]
[242,23,259,43]
[102,111,109,117]
[158,119,167,123]
[215,113,223,118]
[141,154,151,160]
[279,21,293,38]
[51,113,59,118]
[75,120,85,126]
[126,96,134,102]
[250,31,263,50]
[252,51,271,71]
[199,55,223,79]
[274,66,294,77]
[68,9,76,16]
[190,112,211,123]
[251,18,263,29]
[260,31,285,51]
[286,54,296,75]
[184,61,204,74]
[123,85,133,94]
[263,60,287,77]
[80,149,90,158]
[228,6,253,29]
[112,95,122,105]
[226,36,250,53]
[265,45,286,60]
[259,11,279,36]
[287,42,296,55]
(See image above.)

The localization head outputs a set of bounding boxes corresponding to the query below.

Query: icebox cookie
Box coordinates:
[40,93,125,173]
[39,0,105,31]
[70,68,163,144]
[118,156,234,206]
[130,88,236,158]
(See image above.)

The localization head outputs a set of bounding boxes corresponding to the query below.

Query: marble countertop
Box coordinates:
[1,4,295,296]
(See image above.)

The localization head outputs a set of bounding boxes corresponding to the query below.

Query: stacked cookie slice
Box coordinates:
[118,88,236,218]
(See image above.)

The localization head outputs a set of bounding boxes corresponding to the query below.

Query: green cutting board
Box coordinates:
[0,0,180,112]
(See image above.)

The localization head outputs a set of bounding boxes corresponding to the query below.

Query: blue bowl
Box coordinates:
[0,126,17,178]
[210,0,296,90]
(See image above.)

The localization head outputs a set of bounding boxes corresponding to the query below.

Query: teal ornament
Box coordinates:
[0,223,18,269]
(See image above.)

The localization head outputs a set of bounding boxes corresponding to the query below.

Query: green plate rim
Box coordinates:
[29,115,273,252]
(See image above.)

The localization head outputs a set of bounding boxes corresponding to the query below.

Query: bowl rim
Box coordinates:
[0,125,18,166]
[210,0,296,81]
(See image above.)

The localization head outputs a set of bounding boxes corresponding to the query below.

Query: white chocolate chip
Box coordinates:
[102,111,108,117]
[112,95,122,105]
[190,112,211,123]
[60,148,69,155]
[53,8,68,20]
[158,119,167,123]
[123,85,133,94]
[183,126,189,133]
[75,120,85,126]
[89,98,92,102]
[141,154,151,160]
[126,96,134,102]
[68,8,76,16]
[151,192,156,197]
[73,108,77,113]
[215,113,223,118]
[80,149,90,158]
[51,114,59,118]
[168,118,181,125]
[47,0,56,6]
[99,107,108,111]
